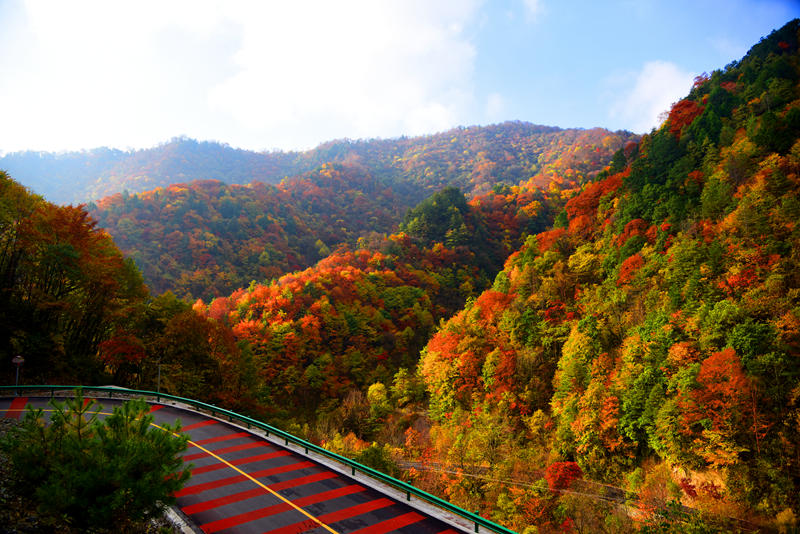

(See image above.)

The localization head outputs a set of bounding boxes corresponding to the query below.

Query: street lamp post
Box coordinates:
[12,355,24,394]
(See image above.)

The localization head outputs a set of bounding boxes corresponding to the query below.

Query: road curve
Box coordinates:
[1,396,465,534]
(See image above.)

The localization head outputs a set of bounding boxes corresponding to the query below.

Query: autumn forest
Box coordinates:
[2,20,800,533]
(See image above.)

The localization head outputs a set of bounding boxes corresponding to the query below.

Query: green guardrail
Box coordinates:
[1,385,516,534]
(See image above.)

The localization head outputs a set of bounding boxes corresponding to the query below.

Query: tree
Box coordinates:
[667,99,704,138]
[680,348,755,467]
[0,173,149,383]
[0,391,191,530]
[545,461,582,492]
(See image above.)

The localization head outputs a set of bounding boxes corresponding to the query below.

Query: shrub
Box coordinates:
[0,390,191,530]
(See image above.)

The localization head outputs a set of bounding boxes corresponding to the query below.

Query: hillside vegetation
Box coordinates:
[411,19,800,531]
[2,123,632,205]
[2,19,800,534]
[87,124,631,299]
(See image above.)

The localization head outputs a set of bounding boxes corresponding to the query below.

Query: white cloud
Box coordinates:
[521,0,543,21]
[607,60,695,133]
[0,0,482,152]
[0,0,238,152]
[207,0,481,149]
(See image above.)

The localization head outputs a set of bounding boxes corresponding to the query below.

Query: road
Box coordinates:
[1,395,465,534]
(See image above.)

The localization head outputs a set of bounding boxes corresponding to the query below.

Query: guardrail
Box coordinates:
[1,385,516,534]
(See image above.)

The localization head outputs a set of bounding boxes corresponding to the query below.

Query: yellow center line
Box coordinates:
[154,422,340,534]
[5,405,340,534]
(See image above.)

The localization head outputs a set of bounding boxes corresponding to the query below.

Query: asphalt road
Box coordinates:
[1,395,464,534]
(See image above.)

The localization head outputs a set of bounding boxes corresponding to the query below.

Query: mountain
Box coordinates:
[189,182,566,420]
[0,138,298,205]
[411,19,800,530]
[1,123,633,206]
[89,164,414,298]
[87,123,634,299]
[5,16,799,534]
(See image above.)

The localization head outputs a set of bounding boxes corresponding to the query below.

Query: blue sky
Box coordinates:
[0,0,797,153]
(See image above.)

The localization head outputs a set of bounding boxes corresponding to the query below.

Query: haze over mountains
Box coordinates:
[1,122,635,298]
[1,122,632,205]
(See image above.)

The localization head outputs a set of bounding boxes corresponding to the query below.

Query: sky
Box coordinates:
[0,0,798,154]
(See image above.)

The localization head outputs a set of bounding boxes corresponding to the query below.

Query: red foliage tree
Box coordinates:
[536,227,567,252]
[616,218,649,247]
[475,290,514,322]
[564,171,625,237]
[98,334,147,384]
[667,99,704,138]
[692,348,751,429]
[545,461,582,491]
[692,73,710,90]
[617,253,644,286]
[680,348,760,462]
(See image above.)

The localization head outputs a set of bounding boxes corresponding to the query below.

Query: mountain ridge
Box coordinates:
[86,123,635,299]
[1,122,634,205]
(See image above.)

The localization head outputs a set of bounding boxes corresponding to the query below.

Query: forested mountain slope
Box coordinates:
[0,170,259,411]
[0,139,293,206]
[88,126,631,299]
[5,16,800,534]
[191,182,564,420]
[413,19,800,531]
[2,123,634,205]
[88,164,409,298]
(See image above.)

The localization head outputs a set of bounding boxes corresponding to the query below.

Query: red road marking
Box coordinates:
[262,518,325,534]
[191,450,291,475]
[184,440,266,462]
[183,449,210,462]
[316,497,394,524]
[199,483,368,533]
[291,484,365,507]
[5,397,28,419]
[190,463,231,476]
[201,501,292,533]
[182,481,362,517]
[232,450,292,466]
[182,419,218,431]
[349,511,424,534]
[211,440,269,456]
[176,460,314,497]
[149,404,163,412]
[175,474,249,497]
[194,431,250,445]
[181,487,266,515]
[267,471,338,492]
[251,460,315,480]
[263,498,394,534]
